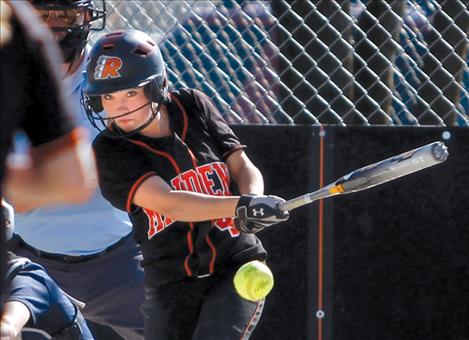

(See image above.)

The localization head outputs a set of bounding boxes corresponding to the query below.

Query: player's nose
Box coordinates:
[115,106,131,115]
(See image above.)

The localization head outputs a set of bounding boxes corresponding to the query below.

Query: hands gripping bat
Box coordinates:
[279,141,448,212]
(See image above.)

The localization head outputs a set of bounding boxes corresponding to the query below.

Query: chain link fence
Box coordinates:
[90,0,469,126]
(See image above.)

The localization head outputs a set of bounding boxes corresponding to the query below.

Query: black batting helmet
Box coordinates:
[82,29,168,135]
[30,0,106,63]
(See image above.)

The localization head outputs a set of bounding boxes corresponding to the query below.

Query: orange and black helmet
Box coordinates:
[82,29,168,136]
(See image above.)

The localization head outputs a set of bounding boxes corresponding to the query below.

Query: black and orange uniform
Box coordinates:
[93,89,267,340]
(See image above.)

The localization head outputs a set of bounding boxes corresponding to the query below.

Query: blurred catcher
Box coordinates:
[10,1,145,339]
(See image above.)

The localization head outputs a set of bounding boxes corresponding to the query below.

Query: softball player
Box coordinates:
[82,29,289,339]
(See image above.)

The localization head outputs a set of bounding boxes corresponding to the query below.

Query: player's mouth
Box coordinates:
[116,118,133,124]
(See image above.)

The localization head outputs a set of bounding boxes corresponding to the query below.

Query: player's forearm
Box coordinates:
[0,301,31,339]
[4,148,96,211]
[4,169,78,212]
[144,190,239,222]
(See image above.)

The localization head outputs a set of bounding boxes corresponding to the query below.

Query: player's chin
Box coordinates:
[115,120,135,130]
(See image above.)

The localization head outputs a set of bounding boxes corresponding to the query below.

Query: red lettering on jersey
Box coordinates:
[197,164,216,195]
[171,175,186,190]
[212,163,230,194]
[167,162,239,238]
[214,217,240,237]
[144,208,174,239]
[180,170,203,193]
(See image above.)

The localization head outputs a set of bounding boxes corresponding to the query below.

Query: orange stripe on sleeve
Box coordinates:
[126,171,156,213]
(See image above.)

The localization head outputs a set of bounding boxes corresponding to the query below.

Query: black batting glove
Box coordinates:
[234,194,289,233]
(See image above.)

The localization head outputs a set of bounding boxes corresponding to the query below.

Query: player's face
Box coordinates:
[35,7,88,41]
[101,87,153,132]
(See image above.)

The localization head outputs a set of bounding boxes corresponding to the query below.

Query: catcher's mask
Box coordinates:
[31,0,106,63]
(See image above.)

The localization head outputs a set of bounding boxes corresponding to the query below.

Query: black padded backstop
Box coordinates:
[233,125,469,340]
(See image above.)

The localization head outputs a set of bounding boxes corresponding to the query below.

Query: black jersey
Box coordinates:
[93,89,266,286]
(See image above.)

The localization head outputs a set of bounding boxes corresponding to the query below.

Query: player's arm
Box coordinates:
[0,301,31,339]
[3,2,96,212]
[4,128,96,212]
[226,149,264,195]
[133,175,239,222]
[192,90,264,195]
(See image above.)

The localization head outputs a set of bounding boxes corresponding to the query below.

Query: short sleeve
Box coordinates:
[192,90,245,159]
[8,260,76,331]
[93,135,156,213]
[8,262,55,325]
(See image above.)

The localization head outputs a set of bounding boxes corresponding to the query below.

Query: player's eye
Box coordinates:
[56,10,80,25]
[103,94,113,100]
[38,9,80,25]
[39,11,51,22]
[127,91,137,97]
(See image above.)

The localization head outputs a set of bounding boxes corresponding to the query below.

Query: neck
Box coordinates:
[141,104,172,138]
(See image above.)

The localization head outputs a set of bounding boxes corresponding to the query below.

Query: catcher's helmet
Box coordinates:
[82,29,168,135]
[31,0,106,63]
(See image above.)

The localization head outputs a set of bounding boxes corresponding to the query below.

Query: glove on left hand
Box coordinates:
[234,194,289,233]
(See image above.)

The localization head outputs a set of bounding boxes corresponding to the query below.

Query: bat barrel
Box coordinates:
[431,141,449,161]
[278,141,448,212]
[336,141,448,193]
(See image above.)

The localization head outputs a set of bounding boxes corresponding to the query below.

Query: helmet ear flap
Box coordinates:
[143,85,159,103]
[89,96,103,112]
[144,81,168,103]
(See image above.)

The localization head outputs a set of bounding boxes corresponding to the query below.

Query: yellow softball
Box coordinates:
[233,260,274,302]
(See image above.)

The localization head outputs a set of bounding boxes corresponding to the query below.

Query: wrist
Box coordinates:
[236,194,253,210]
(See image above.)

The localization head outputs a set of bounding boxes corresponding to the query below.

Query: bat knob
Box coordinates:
[431,142,449,162]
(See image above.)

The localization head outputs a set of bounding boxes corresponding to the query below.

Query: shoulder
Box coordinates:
[92,132,126,156]
[92,132,147,167]
[92,131,111,149]
[169,89,214,110]
[169,89,219,123]
[7,254,48,282]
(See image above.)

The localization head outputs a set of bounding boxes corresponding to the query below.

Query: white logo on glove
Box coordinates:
[252,208,264,217]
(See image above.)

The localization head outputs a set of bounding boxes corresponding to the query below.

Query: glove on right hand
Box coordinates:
[234,194,289,233]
